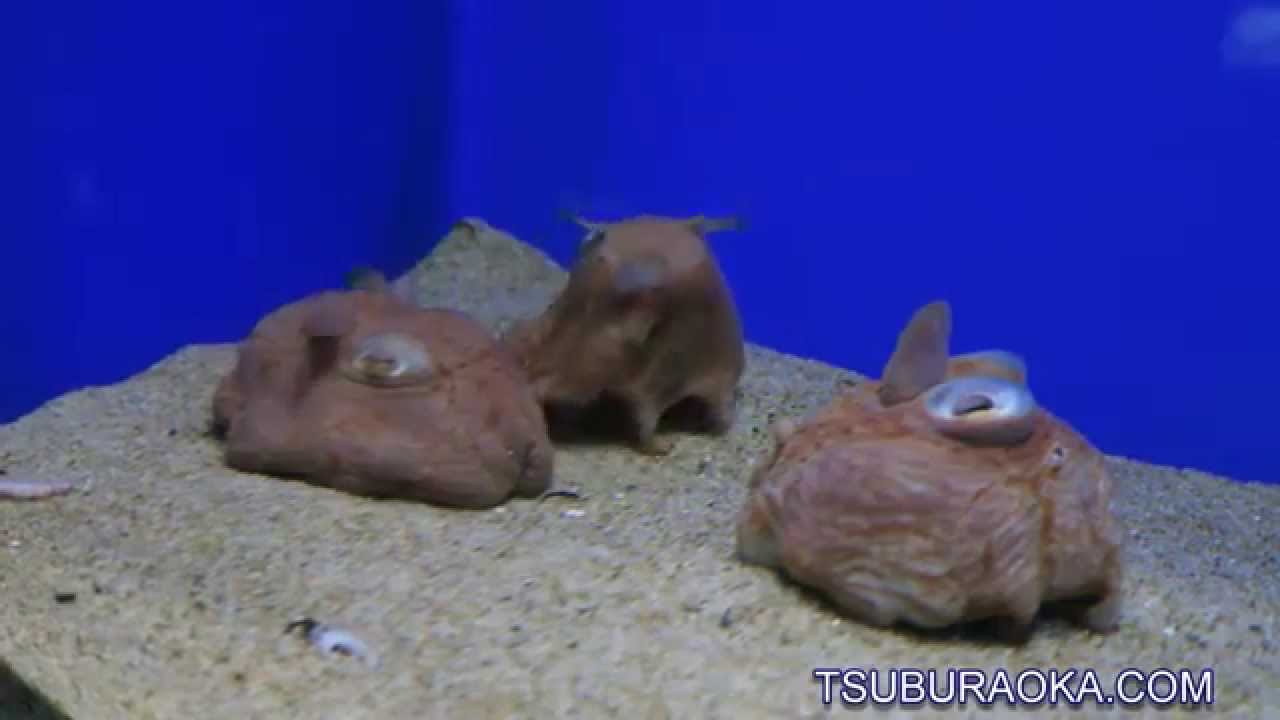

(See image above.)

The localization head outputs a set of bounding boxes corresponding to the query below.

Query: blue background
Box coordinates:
[9,2,1278,484]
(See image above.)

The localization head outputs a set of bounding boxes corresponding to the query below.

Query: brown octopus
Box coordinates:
[735,300,1124,639]
[211,283,554,508]
[503,214,746,456]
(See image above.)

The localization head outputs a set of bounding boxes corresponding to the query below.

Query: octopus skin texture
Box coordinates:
[735,300,1125,639]
[211,287,554,508]
[503,214,747,456]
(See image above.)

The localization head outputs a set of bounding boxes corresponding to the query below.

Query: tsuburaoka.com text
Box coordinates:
[812,667,1214,708]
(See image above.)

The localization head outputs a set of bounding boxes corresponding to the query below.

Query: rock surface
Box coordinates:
[2,222,1277,719]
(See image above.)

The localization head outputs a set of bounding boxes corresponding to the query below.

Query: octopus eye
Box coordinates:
[341,332,433,387]
[922,375,1038,446]
[951,392,995,415]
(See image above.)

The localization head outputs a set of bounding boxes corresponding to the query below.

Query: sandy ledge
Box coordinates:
[1,223,1277,719]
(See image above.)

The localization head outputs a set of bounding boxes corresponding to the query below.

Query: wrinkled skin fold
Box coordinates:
[736,300,1124,639]
[211,288,554,508]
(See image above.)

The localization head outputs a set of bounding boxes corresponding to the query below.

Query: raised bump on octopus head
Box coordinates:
[341,332,433,386]
[955,349,1028,381]
[922,375,1038,445]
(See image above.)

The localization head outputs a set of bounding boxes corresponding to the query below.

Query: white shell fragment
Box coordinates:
[0,477,76,500]
[285,617,378,669]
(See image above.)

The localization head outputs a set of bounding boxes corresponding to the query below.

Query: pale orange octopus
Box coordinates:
[736,300,1124,639]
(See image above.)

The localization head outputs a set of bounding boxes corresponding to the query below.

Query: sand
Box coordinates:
[2,222,1277,720]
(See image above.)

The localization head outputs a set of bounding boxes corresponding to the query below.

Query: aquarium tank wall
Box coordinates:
[11,1,1278,484]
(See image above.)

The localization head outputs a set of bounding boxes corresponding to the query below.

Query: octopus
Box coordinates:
[211,284,554,508]
[503,214,746,456]
[735,300,1125,640]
